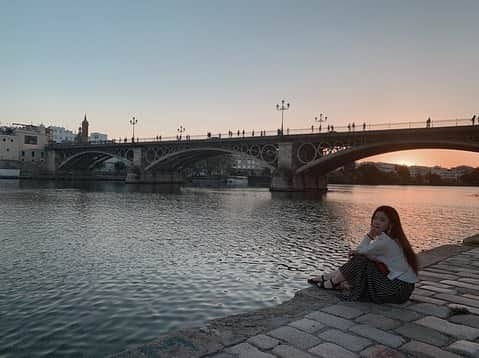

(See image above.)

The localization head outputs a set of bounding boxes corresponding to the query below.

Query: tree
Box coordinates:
[425,171,443,185]
[395,165,411,184]
[356,164,387,185]
[460,168,479,185]
[414,173,425,185]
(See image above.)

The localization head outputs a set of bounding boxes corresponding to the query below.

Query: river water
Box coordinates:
[1,180,478,357]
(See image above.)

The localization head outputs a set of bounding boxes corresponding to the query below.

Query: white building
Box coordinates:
[231,154,270,173]
[358,161,396,172]
[430,165,474,181]
[48,126,76,143]
[409,165,430,177]
[89,132,108,143]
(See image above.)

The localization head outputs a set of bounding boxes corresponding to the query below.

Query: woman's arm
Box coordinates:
[355,235,372,253]
[355,225,379,253]
[356,232,393,260]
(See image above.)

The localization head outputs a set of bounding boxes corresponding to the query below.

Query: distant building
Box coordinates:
[451,165,474,178]
[409,165,430,177]
[231,154,270,174]
[431,165,474,180]
[89,132,108,143]
[361,162,475,181]
[0,124,48,177]
[48,126,76,143]
[358,161,396,172]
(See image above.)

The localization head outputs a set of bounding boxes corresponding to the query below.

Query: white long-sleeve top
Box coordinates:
[356,232,417,283]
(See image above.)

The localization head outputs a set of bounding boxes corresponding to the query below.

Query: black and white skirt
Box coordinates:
[339,254,415,304]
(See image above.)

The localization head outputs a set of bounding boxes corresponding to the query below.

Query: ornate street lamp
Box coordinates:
[315,113,328,132]
[276,99,290,135]
[315,113,328,124]
[130,116,138,142]
[177,125,185,140]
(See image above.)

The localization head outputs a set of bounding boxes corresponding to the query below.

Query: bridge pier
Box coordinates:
[270,143,328,192]
[271,171,328,192]
[44,150,58,176]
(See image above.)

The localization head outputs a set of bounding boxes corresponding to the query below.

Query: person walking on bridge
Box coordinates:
[308,206,418,304]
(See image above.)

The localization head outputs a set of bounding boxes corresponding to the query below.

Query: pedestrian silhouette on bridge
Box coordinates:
[426,117,431,128]
[308,205,418,304]
[352,122,356,131]
[472,115,476,126]
[348,123,351,132]
[363,122,366,131]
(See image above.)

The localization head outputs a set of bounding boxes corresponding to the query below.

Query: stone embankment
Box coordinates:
[112,235,479,358]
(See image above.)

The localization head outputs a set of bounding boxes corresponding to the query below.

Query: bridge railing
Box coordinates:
[58,117,474,146]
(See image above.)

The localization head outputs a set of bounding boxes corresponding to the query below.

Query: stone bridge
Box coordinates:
[45,125,479,191]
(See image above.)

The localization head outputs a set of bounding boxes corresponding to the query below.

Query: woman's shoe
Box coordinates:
[317,278,340,290]
[307,275,326,285]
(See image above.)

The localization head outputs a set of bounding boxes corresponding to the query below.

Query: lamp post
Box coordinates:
[177,125,185,140]
[130,116,138,142]
[315,113,328,132]
[315,113,327,124]
[276,99,290,135]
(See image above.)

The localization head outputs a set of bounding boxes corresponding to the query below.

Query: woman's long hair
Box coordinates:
[372,206,419,273]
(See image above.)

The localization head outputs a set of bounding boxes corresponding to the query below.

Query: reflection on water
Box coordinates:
[11,179,182,193]
[0,180,478,357]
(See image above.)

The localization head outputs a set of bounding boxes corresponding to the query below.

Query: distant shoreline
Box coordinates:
[1,176,479,189]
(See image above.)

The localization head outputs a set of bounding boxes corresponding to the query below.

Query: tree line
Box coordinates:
[328,164,479,186]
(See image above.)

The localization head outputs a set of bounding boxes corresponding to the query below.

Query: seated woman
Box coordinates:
[308,205,418,304]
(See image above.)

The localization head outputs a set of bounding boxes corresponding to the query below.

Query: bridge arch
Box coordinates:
[296,139,479,175]
[57,150,131,171]
[144,147,275,172]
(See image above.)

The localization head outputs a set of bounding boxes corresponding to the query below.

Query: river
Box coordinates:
[0,180,478,357]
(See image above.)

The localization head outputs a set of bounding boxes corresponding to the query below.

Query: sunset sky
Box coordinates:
[1,0,478,168]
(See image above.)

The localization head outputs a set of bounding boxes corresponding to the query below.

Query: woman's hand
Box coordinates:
[368,226,382,239]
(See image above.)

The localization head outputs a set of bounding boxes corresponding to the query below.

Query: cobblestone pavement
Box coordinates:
[112,245,479,358]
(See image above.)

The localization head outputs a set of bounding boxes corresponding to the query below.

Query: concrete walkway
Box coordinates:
[112,242,479,358]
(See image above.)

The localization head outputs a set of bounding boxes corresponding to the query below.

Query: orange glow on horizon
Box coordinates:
[359,149,479,169]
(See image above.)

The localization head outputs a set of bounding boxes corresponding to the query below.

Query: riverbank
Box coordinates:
[111,236,479,358]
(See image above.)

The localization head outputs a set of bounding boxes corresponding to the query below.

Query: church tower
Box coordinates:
[81,114,89,144]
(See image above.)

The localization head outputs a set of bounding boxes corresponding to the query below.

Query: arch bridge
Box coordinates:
[45,124,479,191]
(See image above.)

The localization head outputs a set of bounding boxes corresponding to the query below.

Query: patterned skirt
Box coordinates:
[338,254,415,304]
